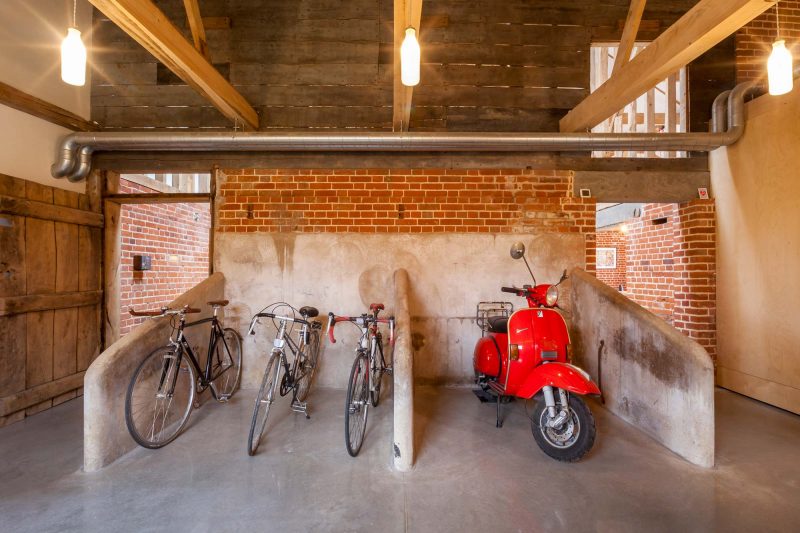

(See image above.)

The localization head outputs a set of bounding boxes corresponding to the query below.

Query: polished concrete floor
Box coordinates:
[1,386,799,532]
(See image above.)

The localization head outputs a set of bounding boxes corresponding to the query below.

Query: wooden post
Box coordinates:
[103,172,121,348]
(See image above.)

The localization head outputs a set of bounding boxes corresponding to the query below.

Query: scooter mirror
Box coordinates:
[510,242,526,260]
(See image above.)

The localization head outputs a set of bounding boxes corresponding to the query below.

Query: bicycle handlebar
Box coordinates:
[327,312,395,344]
[247,311,311,336]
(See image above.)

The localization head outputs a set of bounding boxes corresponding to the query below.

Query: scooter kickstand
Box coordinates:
[496,395,504,428]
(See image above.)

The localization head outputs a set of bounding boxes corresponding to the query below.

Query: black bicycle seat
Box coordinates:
[299,306,319,318]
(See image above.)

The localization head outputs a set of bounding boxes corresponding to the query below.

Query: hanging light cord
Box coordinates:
[776,1,781,41]
[72,0,77,28]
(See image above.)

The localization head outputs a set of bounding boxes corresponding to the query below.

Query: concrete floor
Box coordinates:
[1,387,799,533]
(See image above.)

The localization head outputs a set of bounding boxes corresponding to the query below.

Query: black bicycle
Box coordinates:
[246,304,322,456]
[124,300,242,448]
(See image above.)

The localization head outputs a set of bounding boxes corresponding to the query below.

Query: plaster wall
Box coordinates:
[710,88,800,414]
[215,232,586,389]
[0,0,92,192]
[570,269,715,467]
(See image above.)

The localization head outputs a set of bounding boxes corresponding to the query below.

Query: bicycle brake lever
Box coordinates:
[247,317,258,336]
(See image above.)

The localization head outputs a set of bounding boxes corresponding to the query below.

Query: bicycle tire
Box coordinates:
[248,353,281,456]
[209,328,243,401]
[370,334,384,407]
[125,346,196,449]
[294,327,321,402]
[345,352,370,457]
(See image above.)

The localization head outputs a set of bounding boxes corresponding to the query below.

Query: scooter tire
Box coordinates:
[530,394,596,462]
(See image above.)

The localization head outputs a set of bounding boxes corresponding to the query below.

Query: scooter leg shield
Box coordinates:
[515,362,601,398]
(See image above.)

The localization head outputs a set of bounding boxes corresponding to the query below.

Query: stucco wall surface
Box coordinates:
[570,269,715,467]
[710,88,800,414]
[215,232,586,389]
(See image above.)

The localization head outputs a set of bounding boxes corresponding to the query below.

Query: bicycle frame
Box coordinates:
[168,314,232,401]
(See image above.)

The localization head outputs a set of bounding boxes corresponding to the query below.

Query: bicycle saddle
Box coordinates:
[369,303,385,311]
[208,299,229,307]
[299,306,319,318]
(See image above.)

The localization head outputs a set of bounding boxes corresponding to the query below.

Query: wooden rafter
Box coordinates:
[182,0,210,61]
[89,0,259,130]
[393,0,423,132]
[560,0,777,133]
[0,81,100,132]
[613,0,647,76]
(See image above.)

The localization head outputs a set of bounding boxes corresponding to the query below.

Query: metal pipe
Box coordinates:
[711,90,731,133]
[52,83,759,181]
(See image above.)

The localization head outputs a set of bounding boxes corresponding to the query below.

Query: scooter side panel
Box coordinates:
[473,334,506,378]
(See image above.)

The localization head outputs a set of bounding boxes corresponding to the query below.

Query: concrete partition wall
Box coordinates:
[569,269,715,467]
[214,232,586,389]
[392,269,413,472]
[83,273,225,472]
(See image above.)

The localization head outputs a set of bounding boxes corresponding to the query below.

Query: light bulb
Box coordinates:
[400,27,420,87]
[61,27,86,87]
[768,40,793,96]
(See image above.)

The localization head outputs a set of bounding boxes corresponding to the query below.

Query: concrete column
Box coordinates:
[392,268,414,472]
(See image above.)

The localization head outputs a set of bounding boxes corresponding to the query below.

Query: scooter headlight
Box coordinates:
[546,285,559,306]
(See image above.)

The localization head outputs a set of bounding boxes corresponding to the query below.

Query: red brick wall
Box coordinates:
[625,204,678,324]
[673,200,717,359]
[119,179,211,335]
[217,169,597,272]
[737,1,800,83]
[596,229,627,291]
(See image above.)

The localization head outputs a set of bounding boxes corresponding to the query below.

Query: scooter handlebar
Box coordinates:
[501,286,521,294]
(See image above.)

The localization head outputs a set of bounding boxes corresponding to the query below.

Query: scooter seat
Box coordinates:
[487,316,508,334]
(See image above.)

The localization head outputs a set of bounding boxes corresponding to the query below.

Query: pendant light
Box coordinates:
[61,0,87,86]
[400,27,420,87]
[768,2,793,96]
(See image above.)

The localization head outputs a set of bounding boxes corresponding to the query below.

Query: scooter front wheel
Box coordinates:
[530,393,596,462]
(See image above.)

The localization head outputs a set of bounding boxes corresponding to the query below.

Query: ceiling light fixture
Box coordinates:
[61,0,87,86]
[768,2,793,96]
[400,27,420,87]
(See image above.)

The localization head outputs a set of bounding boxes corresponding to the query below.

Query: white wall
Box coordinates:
[0,0,93,192]
[710,87,800,414]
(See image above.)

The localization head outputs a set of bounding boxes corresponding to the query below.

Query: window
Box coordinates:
[590,43,687,158]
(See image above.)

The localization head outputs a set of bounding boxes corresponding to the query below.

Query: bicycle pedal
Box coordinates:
[217,394,231,403]
[385,366,394,375]
[291,400,308,414]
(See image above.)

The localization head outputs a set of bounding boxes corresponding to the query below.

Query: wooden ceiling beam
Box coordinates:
[392,0,423,132]
[613,0,647,76]
[89,0,259,130]
[0,81,100,131]
[560,0,777,133]
[182,0,210,61]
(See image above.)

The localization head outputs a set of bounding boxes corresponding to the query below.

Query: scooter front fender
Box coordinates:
[516,362,601,399]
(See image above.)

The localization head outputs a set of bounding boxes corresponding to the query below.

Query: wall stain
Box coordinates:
[411,332,426,351]
[612,326,691,391]
[269,233,296,273]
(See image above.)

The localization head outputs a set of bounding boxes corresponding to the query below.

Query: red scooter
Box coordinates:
[473,242,600,462]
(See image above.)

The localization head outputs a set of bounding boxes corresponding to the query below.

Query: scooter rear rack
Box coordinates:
[476,301,513,337]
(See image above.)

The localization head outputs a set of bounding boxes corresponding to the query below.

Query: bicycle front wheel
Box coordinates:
[345,353,370,457]
[125,346,196,449]
[210,328,243,401]
[370,335,385,407]
[294,327,321,402]
[248,353,281,456]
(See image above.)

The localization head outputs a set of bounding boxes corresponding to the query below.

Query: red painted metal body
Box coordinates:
[473,284,600,399]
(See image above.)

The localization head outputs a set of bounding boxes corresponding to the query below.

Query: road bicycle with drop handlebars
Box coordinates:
[328,303,394,457]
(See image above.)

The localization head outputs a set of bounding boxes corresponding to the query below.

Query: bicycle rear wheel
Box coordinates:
[209,328,242,401]
[345,353,370,457]
[294,327,321,402]
[125,346,196,448]
[248,353,281,456]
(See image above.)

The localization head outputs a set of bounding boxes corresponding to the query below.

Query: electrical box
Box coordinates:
[133,255,152,271]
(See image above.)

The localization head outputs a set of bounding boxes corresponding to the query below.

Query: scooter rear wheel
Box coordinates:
[531,393,596,462]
